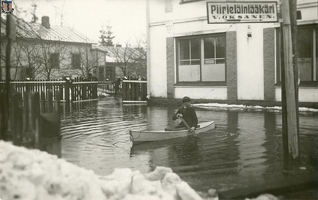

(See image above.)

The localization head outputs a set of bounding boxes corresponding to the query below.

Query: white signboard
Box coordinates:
[207,1,278,23]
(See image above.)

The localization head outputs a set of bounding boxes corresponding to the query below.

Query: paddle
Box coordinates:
[180,117,197,136]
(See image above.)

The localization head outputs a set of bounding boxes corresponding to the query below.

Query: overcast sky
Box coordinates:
[13,0,147,45]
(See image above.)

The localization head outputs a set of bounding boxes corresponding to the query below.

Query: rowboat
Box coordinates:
[129,121,215,144]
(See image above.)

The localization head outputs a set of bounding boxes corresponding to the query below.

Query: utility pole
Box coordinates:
[280,0,299,171]
[3,14,16,140]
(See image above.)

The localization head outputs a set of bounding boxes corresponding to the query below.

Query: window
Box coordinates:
[106,66,114,81]
[71,53,81,69]
[99,66,104,81]
[177,34,226,84]
[49,53,60,69]
[277,25,318,84]
[21,67,34,79]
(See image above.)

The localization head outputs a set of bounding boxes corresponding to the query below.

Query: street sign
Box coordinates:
[207,1,278,23]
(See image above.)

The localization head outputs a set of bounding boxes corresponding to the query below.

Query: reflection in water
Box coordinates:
[61,98,318,192]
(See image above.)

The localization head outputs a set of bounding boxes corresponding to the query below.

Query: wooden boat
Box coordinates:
[129,121,215,144]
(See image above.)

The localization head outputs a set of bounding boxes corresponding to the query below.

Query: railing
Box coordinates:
[0,78,98,106]
[98,81,117,94]
[122,80,147,103]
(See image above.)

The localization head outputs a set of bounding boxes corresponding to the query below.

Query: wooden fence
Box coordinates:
[122,80,147,103]
[0,90,62,157]
[98,81,117,94]
[0,78,98,106]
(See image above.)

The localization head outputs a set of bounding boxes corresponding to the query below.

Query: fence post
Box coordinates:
[11,92,23,145]
[24,91,29,134]
[141,82,147,101]
[136,82,141,101]
[93,82,97,99]
[47,90,53,113]
[71,79,75,104]
[65,79,70,111]
[55,90,61,114]
[128,82,132,101]
[131,82,136,101]
[32,92,40,149]
[82,82,87,101]
[0,92,7,140]
[40,91,46,113]
[122,81,127,101]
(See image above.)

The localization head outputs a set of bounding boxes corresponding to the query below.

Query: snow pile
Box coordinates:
[0,141,208,200]
[193,103,318,113]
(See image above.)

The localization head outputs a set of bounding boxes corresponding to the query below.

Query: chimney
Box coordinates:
[41,16,50,29]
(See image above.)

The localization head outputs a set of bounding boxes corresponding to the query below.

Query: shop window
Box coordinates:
[49,53,60,69]
[71,53,81,69]
[276,25,318,85]
[176,34,226,84]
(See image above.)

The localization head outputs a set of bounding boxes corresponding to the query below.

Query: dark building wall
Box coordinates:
[263,28,276,101]
[166,37,175,98]
[226,31,238,101]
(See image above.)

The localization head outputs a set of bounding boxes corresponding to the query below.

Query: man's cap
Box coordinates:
[182,96,191,103]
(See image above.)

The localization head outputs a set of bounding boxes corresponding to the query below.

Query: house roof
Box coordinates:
[0,15,96,44]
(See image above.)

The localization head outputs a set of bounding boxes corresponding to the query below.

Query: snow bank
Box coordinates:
[193,103,318,113]
[0,141,207,200]
[0,141,279,200]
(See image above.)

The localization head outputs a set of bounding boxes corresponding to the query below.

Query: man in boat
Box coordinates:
[172,96,198,132]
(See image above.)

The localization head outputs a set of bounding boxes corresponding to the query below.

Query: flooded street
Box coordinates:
[60,97,318,192]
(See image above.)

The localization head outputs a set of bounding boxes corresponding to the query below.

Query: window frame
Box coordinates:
[71,53,81,69]
[276,25,318,87]
[49,53,60,69]
[176,33,227,86]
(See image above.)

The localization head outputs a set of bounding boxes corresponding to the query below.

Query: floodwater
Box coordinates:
[60,97,318,194]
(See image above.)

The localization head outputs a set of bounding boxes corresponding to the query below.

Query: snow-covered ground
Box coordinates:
[193,103,318,113]
[0,141,277,200]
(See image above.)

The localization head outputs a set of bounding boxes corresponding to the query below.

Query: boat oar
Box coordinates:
[180,117,197,136]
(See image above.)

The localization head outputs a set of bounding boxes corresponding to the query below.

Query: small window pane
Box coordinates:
[298,28,312,58]
[180,40,189,60]
[297,27,313,81]
[191,39,200,59]
[72,53,81,69]
[204,38,215,59]
[216,36,225,58]
[191,59,200,65]
[180,60,190,65]
[216,58,225,64]
[50,53,60,69]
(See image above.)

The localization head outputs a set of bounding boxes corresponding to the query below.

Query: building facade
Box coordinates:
[146,0,318,105]
[0,15,98,80]
[93,45,147,82]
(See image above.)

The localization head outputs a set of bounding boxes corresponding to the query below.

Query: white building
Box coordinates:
[146,0,317,106]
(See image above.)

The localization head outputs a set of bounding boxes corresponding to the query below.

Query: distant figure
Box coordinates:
[172,96,198,132]
[114,78,121,97]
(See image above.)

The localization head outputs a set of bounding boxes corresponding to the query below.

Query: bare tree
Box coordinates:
[19,40,43,79]
[37,39,68,80]
[134,37,147,78]
[99,25,115,47]
[0,40,25,80]
[75,45,98,79]
[107,40,146,78]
